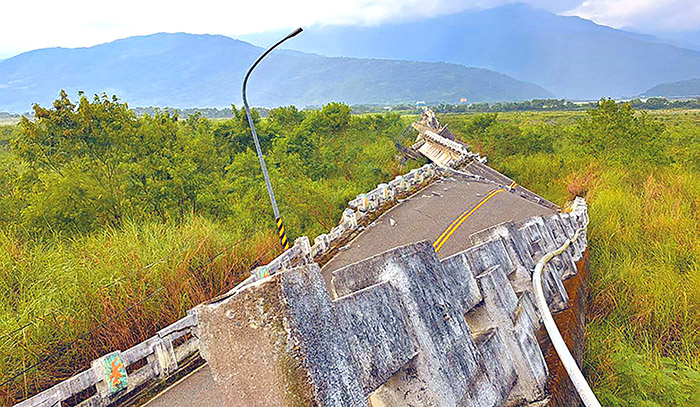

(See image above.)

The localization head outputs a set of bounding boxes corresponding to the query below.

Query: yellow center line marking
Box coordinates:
[433,188,499,246]
[433,188,504,253]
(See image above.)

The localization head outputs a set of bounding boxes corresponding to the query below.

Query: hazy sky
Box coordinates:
[1,0,699,59]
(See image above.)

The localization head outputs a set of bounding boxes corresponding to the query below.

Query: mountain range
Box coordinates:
[245,3,700,100]
[0,33,551,113]
[643,78,700,98]
[3,3,700,112]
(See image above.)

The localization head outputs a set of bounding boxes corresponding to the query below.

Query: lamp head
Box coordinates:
[287,27,303,39]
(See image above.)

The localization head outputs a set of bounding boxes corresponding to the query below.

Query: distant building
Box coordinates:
[415,101,426,106]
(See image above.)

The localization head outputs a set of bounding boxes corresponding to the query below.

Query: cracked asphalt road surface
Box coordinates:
[322,174,555,282]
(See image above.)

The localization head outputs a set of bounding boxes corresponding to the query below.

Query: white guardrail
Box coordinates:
[15,312,200,407]
[532,197,601,407]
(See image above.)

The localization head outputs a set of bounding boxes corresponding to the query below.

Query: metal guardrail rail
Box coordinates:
[532,197,601,407]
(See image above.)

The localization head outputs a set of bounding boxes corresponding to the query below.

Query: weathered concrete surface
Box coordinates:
[334,282,417,395]
[368,357,440,407]
[146,182,586,407]
[470,221,537,294]
[473,328,516,406]
[467,265,548,405]
[333,241,499,407]
[440,252,483,312]
[323,175,556,279]
[189,204,587,407]
[143,365,223,407]
[196,264,366,407]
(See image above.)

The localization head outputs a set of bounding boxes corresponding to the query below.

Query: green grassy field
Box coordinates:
[441,106,700,406]
[0,97,698,405]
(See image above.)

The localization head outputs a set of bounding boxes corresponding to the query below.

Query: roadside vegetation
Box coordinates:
[1,93,698,406]
[441,101,700,406]
[0,92,421,404]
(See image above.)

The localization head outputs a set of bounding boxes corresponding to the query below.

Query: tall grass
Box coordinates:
[0,216,281,403]
[492,141,700,406]
[582,167,700,406]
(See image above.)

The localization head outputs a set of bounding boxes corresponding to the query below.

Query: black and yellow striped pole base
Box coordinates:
[275,216,290,251]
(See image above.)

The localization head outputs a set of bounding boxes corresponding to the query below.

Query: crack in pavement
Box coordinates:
[411,207,441,227]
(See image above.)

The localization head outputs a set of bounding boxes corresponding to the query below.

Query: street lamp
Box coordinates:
[242,27,303,251]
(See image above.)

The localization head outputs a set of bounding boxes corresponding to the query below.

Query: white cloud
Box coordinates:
[2,0,578,59]
[1,0,698,59]
[0,0,457,58]
[567,0,700,32]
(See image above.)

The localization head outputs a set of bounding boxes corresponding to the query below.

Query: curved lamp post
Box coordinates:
[242,27,303,251]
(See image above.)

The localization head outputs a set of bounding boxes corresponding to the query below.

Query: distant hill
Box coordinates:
[643,78,700,98]
[249,3,700,99]
[0,33,551,112]
[655,31,700,52]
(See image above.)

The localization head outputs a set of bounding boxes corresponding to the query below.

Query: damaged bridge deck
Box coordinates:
[323,173,555,277]
[146,172,557,407]
[15,107,588,407]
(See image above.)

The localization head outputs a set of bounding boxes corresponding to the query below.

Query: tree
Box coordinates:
[14,91,138,231]
[573,99,668,166]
